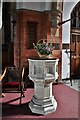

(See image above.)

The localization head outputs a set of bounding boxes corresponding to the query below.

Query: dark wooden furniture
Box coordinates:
[70,1,80,84]
[1,67,25,104]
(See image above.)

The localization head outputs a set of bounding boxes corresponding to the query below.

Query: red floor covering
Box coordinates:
[0,84,80,120]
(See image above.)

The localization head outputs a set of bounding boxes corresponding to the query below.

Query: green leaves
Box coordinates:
[33,42,53,55]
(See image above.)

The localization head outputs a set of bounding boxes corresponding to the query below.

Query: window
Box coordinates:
[27,22,37,49]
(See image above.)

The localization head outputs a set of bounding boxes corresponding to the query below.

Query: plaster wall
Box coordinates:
[16,2,51,11]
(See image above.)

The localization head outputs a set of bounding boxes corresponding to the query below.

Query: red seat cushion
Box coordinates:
[2,82,19,88]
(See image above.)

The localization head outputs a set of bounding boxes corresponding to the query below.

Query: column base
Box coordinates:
[29,95,57,115]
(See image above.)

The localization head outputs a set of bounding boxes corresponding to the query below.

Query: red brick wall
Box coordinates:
[14,9,51,67]
[14,9,62,80]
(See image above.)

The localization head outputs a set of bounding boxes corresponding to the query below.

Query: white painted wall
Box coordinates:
[16,2,51,11]
[62,49,70,79]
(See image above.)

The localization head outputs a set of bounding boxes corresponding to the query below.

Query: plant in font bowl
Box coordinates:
[33,39,54,58]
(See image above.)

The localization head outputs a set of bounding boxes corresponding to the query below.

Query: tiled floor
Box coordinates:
[63,79,80,92]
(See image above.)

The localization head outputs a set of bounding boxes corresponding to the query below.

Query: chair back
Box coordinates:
[2,66,25,104]
[2,67,25,90]
[7,67,22,82]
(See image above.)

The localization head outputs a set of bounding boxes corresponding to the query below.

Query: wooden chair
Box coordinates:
[0,68,7,97]
[0,66,26,105]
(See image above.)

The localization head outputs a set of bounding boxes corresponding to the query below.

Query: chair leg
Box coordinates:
[70,78,72,86]
[20,96,22,105]
[19,89,25,105]
[20,92,22,105]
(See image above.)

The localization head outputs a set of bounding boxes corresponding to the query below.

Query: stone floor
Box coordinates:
[63,79,80,92]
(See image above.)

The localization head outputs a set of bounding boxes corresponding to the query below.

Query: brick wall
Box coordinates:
[14,9,62,80]
[14,10,51,66]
